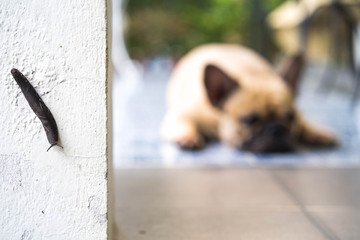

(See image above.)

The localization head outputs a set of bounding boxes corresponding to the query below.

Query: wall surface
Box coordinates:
[0,1,113,239]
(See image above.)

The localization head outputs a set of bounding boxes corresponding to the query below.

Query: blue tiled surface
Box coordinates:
[113,58,360,167]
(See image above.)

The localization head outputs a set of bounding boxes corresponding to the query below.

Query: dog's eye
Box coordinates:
[287,112,295,122]
[241,114,260,125]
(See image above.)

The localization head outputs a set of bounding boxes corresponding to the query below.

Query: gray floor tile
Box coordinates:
[116,207,328,240]
[309,208,360,240]
[273,168,360,206]
[115,168,295,207]
[114,168,332,240]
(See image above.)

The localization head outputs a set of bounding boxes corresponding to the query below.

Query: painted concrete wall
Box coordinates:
[0,1,113,239]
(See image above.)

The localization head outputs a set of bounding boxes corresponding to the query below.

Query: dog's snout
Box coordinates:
[241,122,295,153]
[266,123,287,137]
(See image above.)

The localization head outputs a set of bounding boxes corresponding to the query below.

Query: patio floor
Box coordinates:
[114,167,360,240]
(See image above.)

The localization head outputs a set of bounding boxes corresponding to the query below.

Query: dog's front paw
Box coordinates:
[302,128,338,147]
[176,133,205,150]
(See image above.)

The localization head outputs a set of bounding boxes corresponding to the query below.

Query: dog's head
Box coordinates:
[204,56,303,153]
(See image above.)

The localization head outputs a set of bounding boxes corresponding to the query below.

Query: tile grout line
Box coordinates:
[268,171,341,240]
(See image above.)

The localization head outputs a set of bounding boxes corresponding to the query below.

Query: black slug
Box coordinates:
[10,68,63,151]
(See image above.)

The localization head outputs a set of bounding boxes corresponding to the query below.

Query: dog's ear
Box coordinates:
[278,54,305,94]
[204,65,239,109]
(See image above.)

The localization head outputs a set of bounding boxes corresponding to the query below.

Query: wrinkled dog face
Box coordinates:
[219,88,300,153]
[205,65,300,153]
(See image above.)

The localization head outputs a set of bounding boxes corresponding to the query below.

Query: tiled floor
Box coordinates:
[114,167,360,240]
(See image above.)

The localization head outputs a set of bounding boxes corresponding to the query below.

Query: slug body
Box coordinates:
[11,68,62,151]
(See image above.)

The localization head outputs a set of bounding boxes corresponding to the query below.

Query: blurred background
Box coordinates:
[124,0,283,60]
[112,0,360,168]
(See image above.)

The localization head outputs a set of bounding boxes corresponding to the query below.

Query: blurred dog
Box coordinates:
[161,44,337,152]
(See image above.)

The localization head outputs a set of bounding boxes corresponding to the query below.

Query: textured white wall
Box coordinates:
[0,1,113,239]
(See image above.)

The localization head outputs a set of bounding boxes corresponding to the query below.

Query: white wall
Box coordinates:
[0,0,113,239]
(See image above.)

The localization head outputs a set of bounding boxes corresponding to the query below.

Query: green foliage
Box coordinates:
[125,0,286,59]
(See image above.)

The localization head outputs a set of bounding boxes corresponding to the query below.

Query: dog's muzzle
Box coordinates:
[242,123,295,153]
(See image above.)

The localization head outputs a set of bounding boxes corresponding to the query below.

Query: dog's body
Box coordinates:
[161,44,337,152]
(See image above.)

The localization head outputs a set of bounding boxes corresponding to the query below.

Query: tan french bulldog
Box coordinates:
[161,44,337,152]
